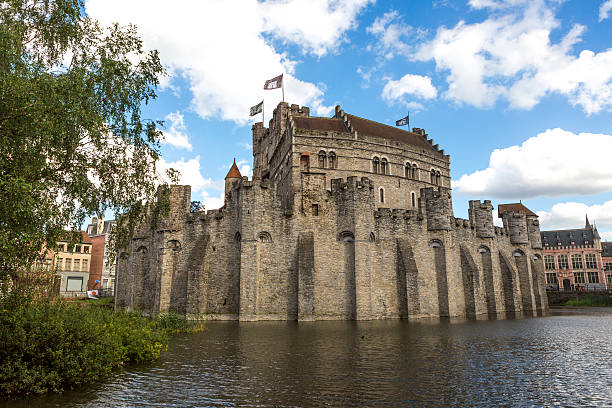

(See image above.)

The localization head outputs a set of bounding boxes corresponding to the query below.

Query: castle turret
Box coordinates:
[252,123,265,179]
[469,200,494,238]
[526,215,542,249]
[225,158,242,199]
[498,203,535,245]
[421,187,451,231]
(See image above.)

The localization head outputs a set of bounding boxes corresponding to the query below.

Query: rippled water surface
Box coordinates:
[6,308,612,407]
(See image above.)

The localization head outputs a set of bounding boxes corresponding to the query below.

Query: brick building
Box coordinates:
[115,102,548,321]
[55,231,93,297]
[86,217,116,292]
[541,217,606,291]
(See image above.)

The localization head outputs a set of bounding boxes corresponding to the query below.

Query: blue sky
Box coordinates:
[85,0,612,240]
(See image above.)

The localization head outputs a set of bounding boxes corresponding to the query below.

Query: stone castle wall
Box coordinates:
[115,102,548,321]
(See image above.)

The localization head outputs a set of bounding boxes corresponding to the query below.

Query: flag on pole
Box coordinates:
[250,100,263,116]
[396,113,409,127]
[264,74,283,90]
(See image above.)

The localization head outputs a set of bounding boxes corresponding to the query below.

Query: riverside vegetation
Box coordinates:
[0,275,202,398]
[565,293,612,307]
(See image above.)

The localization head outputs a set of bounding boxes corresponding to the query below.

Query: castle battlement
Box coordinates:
[116,101,547,322]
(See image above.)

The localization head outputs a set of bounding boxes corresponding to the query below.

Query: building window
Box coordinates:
[75,245,81,253]
[65,259,72,271]
[605,262,612,271]
[381,158,388,175]
[372,156,380,173]
[56,258,63,268]
[411,192,416,208]
[557,254,569,269]
[328,151,337,169]
[587,271,600,284]
[82,259,88,271]
[379,188,385,203]
[318,150,327,168]
[574,272,585,284]
[430,169,438,184]
[544,255,555,270]
[585,253,597,269]
[412,164,418,180]
[312,204,319,216]
[436,171,441,186]
[74,259,80,271]
[607,274,612,286]
[571,254,583,269]
[546,273,558,285]
[405,162,411,178]
[84,246,89,254]
[66,277,83,292]
[300,154,310,172]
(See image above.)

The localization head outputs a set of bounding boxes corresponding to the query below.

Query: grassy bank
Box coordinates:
[0,291,201,398]
[564,294,612,307]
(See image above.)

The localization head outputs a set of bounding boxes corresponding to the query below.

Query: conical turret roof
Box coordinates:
[225,158,242,179]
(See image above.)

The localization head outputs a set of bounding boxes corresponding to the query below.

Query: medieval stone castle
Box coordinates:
[115,102,548,321]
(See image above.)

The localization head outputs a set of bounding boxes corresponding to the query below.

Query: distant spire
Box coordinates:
[585,214,591,228]
[225,158,242,180]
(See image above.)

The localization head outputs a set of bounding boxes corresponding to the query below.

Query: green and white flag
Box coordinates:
[250,100,263,116]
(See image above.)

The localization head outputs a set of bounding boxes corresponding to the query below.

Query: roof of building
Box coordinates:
[497,203,537,217]
[291,111,443,156]
[540,228,595,248]
[225,158,242,179]
[603,241,612,257]
[86,219,115,236]
[58,230,92,244]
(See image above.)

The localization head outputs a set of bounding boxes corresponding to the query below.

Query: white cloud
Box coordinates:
[161,111,192,150]
[537,200,612,234]
[452,128,612,198]
[600,0,612,21]
[410,1,612,114]
[366,11,412,59]
[157,155,226,210]
[259,0,374,57]
[382,74,437,105]
[601,231,612,241]
[85,0,372,124]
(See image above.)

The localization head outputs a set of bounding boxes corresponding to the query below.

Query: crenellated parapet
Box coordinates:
[501,212,529,244]
[469,200,494,238]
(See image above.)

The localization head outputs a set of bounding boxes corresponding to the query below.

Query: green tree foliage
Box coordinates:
[0,0,174,275]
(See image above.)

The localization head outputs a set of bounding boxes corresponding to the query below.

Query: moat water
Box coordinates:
[7,308,612,407]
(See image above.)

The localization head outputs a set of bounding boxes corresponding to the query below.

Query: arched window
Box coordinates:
[379,187,385,203]
[436,171,441,186]
[369,232,376,242]
[381,158,388,175]
[318,150,327,168]
[257,231,273,243]
[412,164,418,180]
[234,232,242,243]
[513,249,525,258]
[372,156,380,173]
[429,239,443,248]
[430,169,436,184]
[338,231,355,242]
[411,192,416,207]
[405,162,411,178]
[478,245,490,253]
[328,151,337,169]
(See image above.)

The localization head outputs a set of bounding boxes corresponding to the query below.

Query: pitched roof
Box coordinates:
[293,116,347,133]
[497,203,537,217]
[540,228,595,248]
[291,111,443,156]
[345,114,441,154]
[225,158,242,179]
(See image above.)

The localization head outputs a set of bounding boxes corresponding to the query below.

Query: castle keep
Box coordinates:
[115,102,548,320]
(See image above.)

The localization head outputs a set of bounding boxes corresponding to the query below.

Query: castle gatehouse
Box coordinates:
[115,102,548,320]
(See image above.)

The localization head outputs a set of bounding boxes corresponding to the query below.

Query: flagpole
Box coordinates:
[282,74,285,102]
[262,101,265,126]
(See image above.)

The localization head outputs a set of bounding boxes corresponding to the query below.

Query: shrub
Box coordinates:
[565,294,612,307]
[0,285,199,397]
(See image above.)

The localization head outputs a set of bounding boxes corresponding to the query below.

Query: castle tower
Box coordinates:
[468,200,494,238]
[225,158,242,199]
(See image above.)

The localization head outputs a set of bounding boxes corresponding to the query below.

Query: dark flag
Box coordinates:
[396,113,409,127]
[250,100,263,116]
[264,74,283,90]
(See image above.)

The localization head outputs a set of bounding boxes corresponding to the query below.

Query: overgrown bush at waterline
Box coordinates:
[565,293,612,307]
[0,288,200,398]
